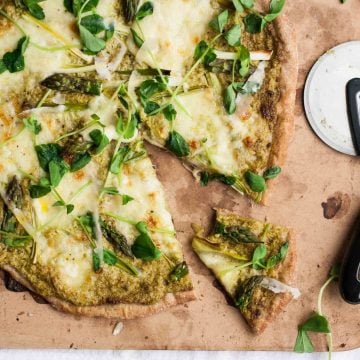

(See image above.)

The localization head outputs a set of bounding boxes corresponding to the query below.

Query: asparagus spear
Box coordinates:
[100,219,133,257]
[123,0,140,23]
[40,73,102,96]
[1,176,30,247]
[235,275,264,310]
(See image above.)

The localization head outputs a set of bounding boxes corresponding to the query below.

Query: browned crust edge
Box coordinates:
[260,1,299,204]
[1,264,196,319]
[215,208,297,334]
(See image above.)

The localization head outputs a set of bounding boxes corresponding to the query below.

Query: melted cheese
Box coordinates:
[127,0,215,73]
[148,87,262,175]
[0,1,77,100]
[100,156,179,255]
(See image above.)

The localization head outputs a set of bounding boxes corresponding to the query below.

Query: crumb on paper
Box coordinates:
[112,321,124,336]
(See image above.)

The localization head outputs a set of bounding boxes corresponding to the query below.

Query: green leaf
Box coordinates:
[66,0,99,16]
[223,84,236,114]
[92,249,101,272]
[70,152,92,172]
[130,28,144,48]
[240,0,254,8]
[163,104,177,122]
[294,329,314,353]
[2,36,29,73]
[142,100,160,115]
[35,143,63,171]
[116,112,138,138]
[245,171,266,192]
[49,160,63,187]
[103,248,139,276]
[110,147,128,174]
[244,13,264,34]
[103,248,118,265]
[135,221,148,235]
[0,59,6,74]
[104,22,115,41]
[78,212,95,238]
[300,313,331,333]
[263,166,281,180]
[139,78,167,99]
[131,233,162,261]
[124,113,138,139]
[63,0,73,12]
[135,1,153,20]
[209,10,228,33]
[23,0,45,19]
[3,236,31,248]
[232,0,244,12]
[194,40,207,60]
[122,194,134,205]
[266,242,288,269]
[66,203,74,214]
[238,45,250,77]
[53,200,65,207]
[23,116,42,135]
[29,184,51,198]
[264,0,286,22]
[169,261,189,281]
[224,24,241,47]
[79,25,106,53]
[193,40,216,66]
[89,129,109,155]
[80,14,106,34]
[200,172,236,187]
[110,145,145,174]
[116,112,126,134]
[252,244,267,269]
[165,131,190,157]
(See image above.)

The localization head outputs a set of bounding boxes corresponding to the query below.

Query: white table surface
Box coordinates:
[1,349,360,360]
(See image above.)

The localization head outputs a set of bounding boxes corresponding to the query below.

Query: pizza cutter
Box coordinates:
[304,41,360,304]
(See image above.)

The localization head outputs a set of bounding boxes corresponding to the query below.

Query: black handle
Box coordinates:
[339,216,360,304]
[346,78,360,155]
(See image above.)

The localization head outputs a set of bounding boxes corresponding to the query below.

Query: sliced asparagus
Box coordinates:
[40,73,102,96]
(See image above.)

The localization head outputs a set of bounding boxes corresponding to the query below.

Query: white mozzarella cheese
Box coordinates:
[127,0,214,73]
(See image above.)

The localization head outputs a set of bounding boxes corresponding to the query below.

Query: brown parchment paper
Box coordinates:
[1,0,360,351]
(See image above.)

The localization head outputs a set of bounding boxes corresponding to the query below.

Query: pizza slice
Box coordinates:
[0,0,195,318]
[192,208,299,333]
[125,0,297,202]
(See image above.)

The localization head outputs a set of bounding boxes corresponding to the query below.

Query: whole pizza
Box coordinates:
[0,0,298,333]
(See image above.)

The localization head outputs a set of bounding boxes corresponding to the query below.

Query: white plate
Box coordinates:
[304,41,360,156]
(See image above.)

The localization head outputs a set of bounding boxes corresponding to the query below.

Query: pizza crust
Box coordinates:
[215,208,297,334]
[260,1,299,204]
[1,264,196,319]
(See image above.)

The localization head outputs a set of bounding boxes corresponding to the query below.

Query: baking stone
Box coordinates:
[304,41,360,156]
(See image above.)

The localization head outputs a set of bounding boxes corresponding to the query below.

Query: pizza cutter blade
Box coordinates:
[304,41,360,304]
[304,41,360,156]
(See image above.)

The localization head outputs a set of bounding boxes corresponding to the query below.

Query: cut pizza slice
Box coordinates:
[0,0,195,319]
[126,0,297,202]
[192,208,299,333]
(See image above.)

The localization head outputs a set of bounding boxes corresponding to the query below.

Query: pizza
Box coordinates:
[192,208,299,333]
[0,0,297,322]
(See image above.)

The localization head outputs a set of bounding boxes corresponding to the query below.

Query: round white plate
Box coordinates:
[304,41,360,156]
